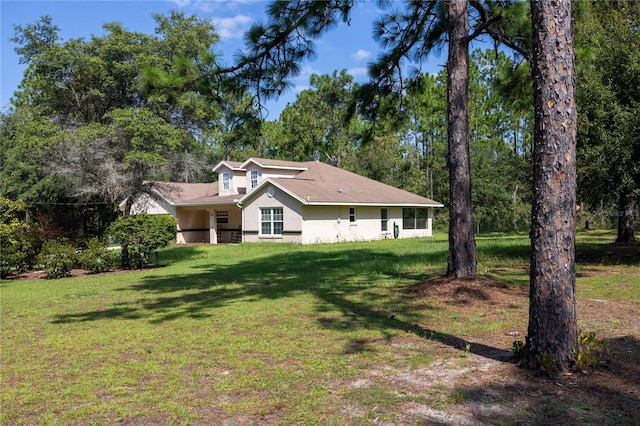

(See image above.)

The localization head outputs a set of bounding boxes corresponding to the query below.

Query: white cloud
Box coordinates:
[227,0,263,5]
[169,0,263,12]
[347,67,368,78]
[211,14,254,39]
[168,0,190,8]
[168,0,216,13]
[351,49,372,61]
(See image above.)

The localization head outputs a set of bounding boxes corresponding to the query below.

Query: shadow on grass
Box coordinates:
[153,245,213,266]
[576,241,640,266]
[461,336,640,425]
[52,244,513,362]
[51,236,637,363]
[475,231,639,267]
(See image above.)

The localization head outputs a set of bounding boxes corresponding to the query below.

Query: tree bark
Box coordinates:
[446,0,477,278]
[616,195,636,242]
[526,0,578,373]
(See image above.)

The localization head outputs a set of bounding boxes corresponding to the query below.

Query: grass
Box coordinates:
[1,230,638,425]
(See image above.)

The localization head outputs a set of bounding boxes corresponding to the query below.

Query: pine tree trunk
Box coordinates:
[616,195,636,242]
[526,0,578,373]
[446,0,477,278]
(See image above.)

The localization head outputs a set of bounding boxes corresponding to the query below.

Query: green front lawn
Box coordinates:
[2,231,638,425]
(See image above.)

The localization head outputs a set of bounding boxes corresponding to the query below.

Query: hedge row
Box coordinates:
[2,196,177,279]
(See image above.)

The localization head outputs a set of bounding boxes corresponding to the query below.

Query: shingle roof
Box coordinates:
[242,158,309,170]
[211,160,244,173]
[151,182,237,204]
[269,161,442,206]
[151,160,442,207]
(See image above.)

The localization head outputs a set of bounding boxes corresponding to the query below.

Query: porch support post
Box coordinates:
[209,209,217,244]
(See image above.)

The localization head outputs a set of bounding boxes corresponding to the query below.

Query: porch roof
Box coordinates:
[150,182,238,206]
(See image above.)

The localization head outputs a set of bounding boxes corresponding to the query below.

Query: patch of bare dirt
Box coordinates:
[406,275,526,302]
[389,275,640,425]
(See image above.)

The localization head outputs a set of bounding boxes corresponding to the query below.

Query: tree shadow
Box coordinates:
[52,244,511,361]
[474,233,640,267]
[153,245,216,266]
[460,336,640,425]
[576,241,640,266]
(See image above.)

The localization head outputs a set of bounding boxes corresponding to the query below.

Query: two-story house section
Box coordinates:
[128,158,443,245]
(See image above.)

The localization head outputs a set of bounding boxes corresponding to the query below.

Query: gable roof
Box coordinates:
[148,159,443,208]
[240,161,443,207]
[240,158,309,171]
[212,158,309,174]
[212,160,244,173]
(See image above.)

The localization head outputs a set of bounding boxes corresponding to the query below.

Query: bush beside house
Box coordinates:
[1,195,175,278]
[108,214,177,269]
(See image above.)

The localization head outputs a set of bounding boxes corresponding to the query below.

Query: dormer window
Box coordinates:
[222,173,230,191]
[250,170,259,189]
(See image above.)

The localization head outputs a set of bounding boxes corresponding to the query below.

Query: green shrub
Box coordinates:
[36,239,78,279]
[535,352,558,376]
[0,198,41,277]
[572,330,609,371]
[511,340,526,360]
[108,214,177,269]
[78,238,116,274]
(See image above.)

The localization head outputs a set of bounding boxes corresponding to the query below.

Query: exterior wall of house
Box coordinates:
[299,206,433,244]
[133,196,435,245]
[242,186,435,245]
[129,193,175,216]
[241,185,304,243]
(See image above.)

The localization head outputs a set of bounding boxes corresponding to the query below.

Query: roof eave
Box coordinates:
[240,158,308,172]
[305,201,445,207]
[149,188,176,206]
[172,200,240,207]
[238,178,307,205]
[212,160,245,174]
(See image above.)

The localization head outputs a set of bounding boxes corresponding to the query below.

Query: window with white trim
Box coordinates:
[402,208,427,229]
[381,208,388,231]
[261,207,283,236]
[250,170,259,189]
[349,207,356,223]
[222,172,230,191]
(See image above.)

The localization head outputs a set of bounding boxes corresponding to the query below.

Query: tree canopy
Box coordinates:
[575,0,640,242]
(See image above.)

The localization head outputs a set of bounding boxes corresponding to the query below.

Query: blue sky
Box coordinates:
[1,0,444,119]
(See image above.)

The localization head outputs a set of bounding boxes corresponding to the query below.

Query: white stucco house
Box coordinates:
[128,158,443,245]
